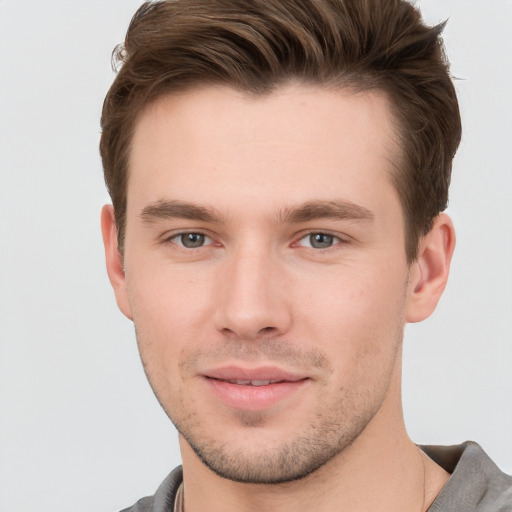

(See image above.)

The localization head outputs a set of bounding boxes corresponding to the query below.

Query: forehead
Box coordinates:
[128,84,401,217]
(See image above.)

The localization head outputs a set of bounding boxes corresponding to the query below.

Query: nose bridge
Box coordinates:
[214,240,290,339]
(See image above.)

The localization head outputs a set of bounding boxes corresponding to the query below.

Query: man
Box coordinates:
[99,0,511,511]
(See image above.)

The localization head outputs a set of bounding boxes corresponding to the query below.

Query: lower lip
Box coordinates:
[204,378,309,411]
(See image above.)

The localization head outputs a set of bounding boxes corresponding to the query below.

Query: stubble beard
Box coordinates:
[138,337,401,485]
[174,389,383,484]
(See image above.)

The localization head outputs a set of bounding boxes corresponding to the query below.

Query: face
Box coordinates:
[114,85,417,483]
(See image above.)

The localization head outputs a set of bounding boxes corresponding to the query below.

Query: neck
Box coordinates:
[178,372,449,512]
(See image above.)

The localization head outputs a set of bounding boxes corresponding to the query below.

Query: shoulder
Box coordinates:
[119,466,183,512]
[119,496,155,512]
[423,441,512,511]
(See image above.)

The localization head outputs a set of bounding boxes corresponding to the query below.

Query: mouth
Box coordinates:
[213,378,289,387]
[201,366,310,411]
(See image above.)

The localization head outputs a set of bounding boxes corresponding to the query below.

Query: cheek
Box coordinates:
[126,268,215,367]
[304,263,405,322]
[296,264,407,369]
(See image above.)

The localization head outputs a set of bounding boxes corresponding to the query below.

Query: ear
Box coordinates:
[101,205,133,320]
[406,213,456,323]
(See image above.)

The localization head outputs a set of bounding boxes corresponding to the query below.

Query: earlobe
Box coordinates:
[406,213,456,323]
[100,205,133,320]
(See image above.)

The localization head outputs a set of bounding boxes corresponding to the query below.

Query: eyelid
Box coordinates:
[293,230,346,249]
[162,229,216,247]
[159,228,348,249]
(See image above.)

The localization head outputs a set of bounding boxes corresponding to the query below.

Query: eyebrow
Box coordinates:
[279,200,375,224]
[139,199,375,225]
[140,200,227,224]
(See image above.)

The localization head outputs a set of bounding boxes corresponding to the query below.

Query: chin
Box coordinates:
[175,410,368,485]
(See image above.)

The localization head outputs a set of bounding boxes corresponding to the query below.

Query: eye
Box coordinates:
[170,232,212,248]
[297,232,341,249]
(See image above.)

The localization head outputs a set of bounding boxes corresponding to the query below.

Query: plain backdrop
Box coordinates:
[0,1,511,511]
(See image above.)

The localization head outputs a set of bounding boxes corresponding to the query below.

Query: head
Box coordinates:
[100,0,459,485]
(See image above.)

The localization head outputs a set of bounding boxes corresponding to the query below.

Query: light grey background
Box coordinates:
[0,1,510,511]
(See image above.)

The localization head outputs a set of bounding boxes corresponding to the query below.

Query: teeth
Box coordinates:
[251,380,271,386]
[227,379,276,386]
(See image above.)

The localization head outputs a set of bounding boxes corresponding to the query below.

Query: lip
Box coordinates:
[201,366,310,411]
[204,365,307,382]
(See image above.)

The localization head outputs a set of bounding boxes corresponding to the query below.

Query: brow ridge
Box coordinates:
[139,199,374,226]
[279,200,375,224]
[140,200,226,224]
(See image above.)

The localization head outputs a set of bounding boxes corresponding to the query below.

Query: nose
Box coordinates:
[213,245,292,341]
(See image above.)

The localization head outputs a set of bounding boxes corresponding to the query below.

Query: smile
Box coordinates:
[201,367,310,411]
[219,379,285,386]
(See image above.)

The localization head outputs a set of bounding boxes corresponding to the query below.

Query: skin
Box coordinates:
[102,84,455,512]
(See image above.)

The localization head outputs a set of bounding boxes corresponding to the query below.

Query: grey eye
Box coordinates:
[177,233,207,248]
[296,232,341,249]
[309,233,335,249]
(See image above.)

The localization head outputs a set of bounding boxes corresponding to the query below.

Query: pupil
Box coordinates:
[183,233,205,248]
[310,233,333,248]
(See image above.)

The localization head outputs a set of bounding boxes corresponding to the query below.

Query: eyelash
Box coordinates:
[164,230,345,251]
[294,231,344,250]
[166,231,214,249]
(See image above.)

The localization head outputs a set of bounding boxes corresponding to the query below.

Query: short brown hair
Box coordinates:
[100,0,461,262]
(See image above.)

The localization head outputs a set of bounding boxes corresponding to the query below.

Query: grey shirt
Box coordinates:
[120,441,512,511]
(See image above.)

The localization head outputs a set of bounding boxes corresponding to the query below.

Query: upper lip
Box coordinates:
[202,366,308,383]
